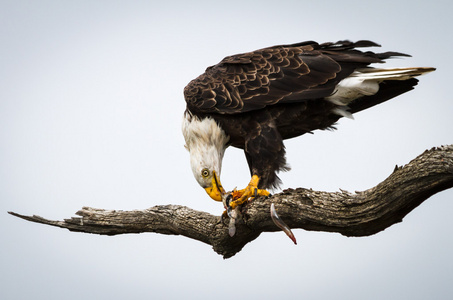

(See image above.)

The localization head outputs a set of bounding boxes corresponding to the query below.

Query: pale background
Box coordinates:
[1,1,452,299]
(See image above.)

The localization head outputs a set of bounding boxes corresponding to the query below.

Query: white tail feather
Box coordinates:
[331,107,354,119]
[326,67,435,108]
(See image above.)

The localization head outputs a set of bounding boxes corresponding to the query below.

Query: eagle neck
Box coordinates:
[182,112,229,175]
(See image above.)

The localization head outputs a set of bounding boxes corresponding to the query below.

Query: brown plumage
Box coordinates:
[183,40,435,192]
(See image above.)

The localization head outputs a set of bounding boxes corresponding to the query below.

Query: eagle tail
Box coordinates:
[351,67,436,81]
[327,67,435,115]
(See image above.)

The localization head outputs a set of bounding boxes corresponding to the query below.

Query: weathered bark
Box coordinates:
[9,145,453,258]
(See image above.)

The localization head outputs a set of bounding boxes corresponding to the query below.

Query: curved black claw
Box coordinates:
[222,193,234,218]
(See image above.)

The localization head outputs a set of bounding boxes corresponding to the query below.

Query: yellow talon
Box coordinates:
[229,175,270,209]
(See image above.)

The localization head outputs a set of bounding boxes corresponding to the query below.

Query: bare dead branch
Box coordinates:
[9,145,453,258]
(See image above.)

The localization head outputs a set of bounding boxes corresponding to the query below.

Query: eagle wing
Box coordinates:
[184,40,408,114]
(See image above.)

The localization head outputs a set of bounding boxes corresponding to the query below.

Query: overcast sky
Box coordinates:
[1,1,452,299]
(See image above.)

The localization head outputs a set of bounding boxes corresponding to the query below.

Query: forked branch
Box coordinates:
[9,145,453,258]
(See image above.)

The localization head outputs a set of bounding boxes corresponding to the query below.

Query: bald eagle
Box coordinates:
[182,40,434,208]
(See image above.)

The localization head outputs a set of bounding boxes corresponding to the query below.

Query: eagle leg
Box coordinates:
[229,175,270,209]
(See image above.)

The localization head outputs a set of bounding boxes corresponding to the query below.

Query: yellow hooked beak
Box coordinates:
[204,171,225,202]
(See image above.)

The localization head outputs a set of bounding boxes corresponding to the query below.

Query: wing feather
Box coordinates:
[184,40,408,114]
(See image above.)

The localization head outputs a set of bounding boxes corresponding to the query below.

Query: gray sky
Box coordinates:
[1,1,452,299]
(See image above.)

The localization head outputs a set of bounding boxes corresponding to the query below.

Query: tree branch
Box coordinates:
[9,145,453,258]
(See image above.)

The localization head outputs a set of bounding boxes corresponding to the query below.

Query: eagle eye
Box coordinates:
[201,168,210,178]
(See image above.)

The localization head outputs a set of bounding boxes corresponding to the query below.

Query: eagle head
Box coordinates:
[182,114,229,201]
